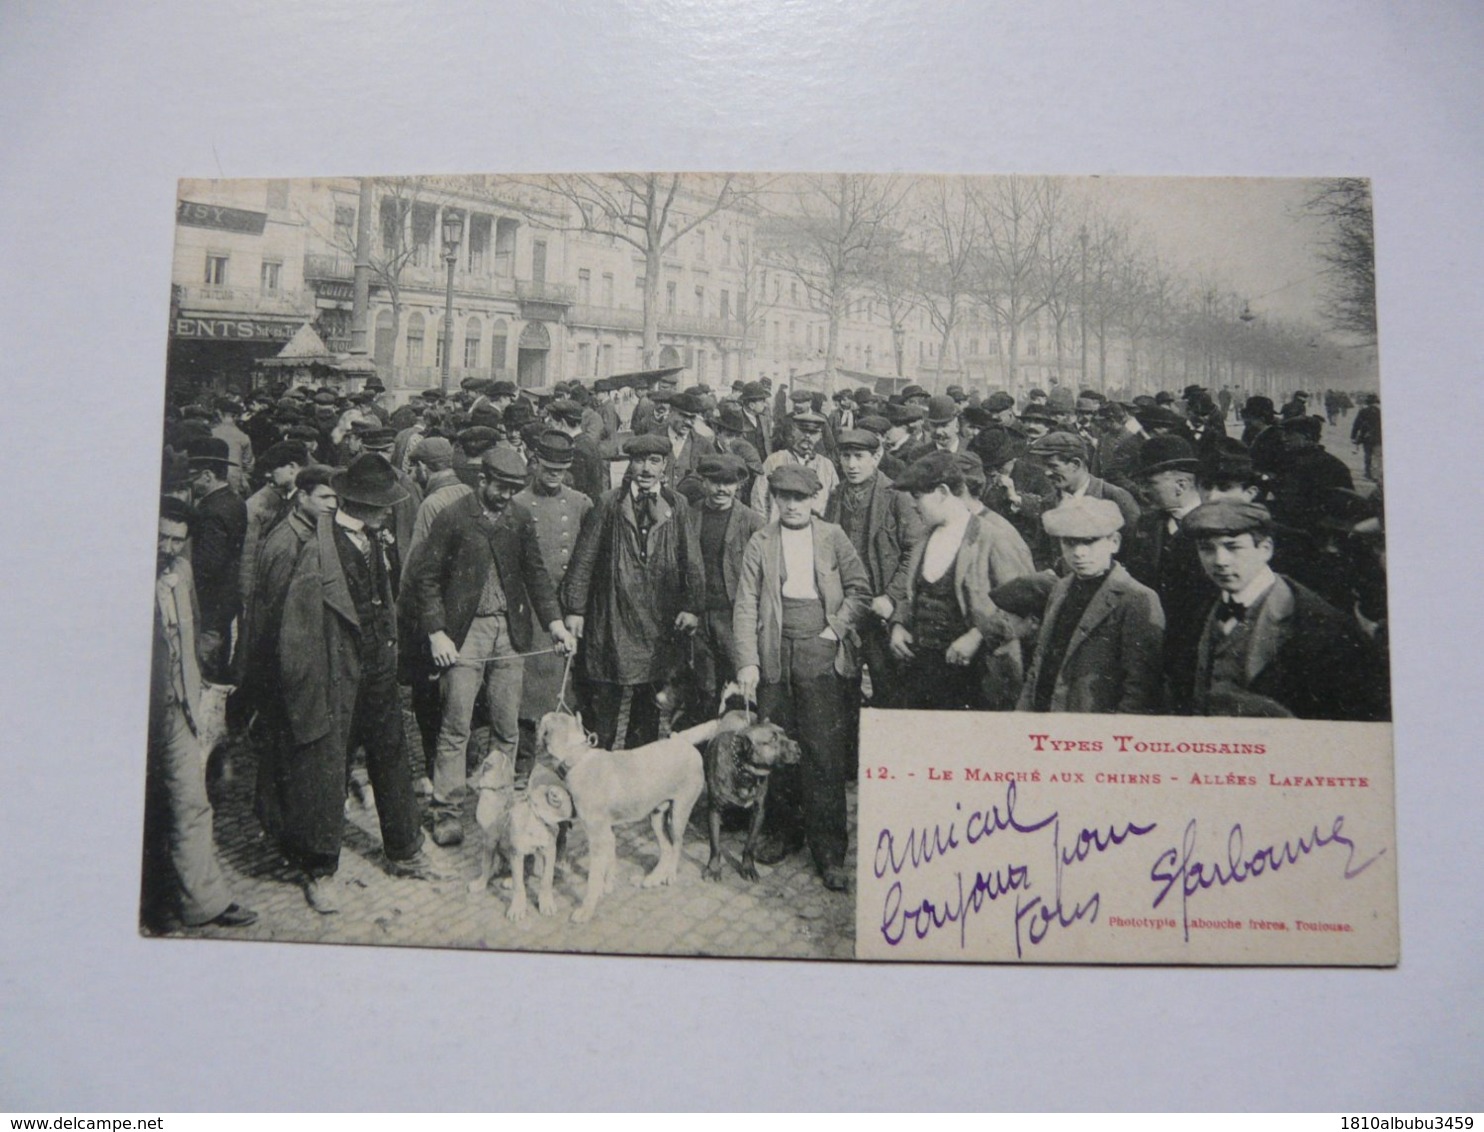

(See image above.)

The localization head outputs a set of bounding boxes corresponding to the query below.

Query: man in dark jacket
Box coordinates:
[1185,500,1387,721]
[408,447,575,847]
[187,437,246,682]
[1351,394,1382,481]
[562,434,705,750]
[824,429,924,711]
[276,454,451,913]
[681,453,765,715]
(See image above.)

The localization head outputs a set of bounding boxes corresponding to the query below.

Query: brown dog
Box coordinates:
[702,712,802,881]
[467,755,574,922]
[538,711,714,923]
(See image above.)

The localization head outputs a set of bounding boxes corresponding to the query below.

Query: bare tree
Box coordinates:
[512,173,758,368]
[860,235,918,378]
[1303,178,1377,344]
[910,177,979,390]
[969,177,1051,392]
[768,173,908,393]
[1031,182,1082,383]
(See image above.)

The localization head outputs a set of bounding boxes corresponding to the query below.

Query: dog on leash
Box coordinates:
[538,709,717,923]
[701,708,802,882]
[467,754,574,921]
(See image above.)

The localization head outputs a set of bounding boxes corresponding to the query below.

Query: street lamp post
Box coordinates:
[440,210,463,394]
[1078,224,1089,389]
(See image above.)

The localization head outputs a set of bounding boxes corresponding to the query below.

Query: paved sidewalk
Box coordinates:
[147,709,857,961]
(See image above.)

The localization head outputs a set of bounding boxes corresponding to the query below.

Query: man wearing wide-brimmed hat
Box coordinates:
[274,453,453,912]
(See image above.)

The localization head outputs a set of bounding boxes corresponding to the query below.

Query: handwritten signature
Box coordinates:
[1150,816,1386,941]
[876,782,1156,956]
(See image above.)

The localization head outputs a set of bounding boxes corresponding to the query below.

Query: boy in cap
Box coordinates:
[823,428,925,715]
[734,464,871,891]
[561,433,705,750]
[1016,497,1166,714]
[1184,500,1385,720]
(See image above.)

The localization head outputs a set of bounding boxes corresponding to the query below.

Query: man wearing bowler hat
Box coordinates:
[276,453,452,913]
[186,437,246,683]
[408,447,576,846]
[711,402,766,501]
[926,395,965,455]
[562,433,705,750]
[1125,435,1215,713]
[734,464,871,891]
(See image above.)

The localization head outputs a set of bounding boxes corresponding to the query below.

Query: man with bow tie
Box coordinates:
[562,433,705,750]
[1186,501,1386,721]
[409,447,576,849]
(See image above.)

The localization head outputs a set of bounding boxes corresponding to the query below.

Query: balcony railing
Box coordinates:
[303,253,355,281]
[565,304,745,340]
[176,284,311,318]
[516,280,576,304]
[388,364,509,390]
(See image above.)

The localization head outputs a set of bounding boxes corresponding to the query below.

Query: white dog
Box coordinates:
[538,711,720,923]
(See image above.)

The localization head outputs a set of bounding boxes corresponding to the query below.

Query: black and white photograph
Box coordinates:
[144,171,1390,959]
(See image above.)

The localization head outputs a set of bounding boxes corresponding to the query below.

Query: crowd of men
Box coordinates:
[145,368,1388,925]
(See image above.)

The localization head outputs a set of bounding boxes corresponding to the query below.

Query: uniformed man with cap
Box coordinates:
[1016,497,1166,714]
[1183,500,1385,721]
[512,430,594,764]
[561,432,705,750]
[407,446,576,847]
[734,464,871,891]
[680,452,766,714]
[753,405,840,519]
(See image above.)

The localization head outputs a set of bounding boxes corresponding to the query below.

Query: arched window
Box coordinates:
[490,318,509,373]
[464,315,482,369]
[406,312,426,366]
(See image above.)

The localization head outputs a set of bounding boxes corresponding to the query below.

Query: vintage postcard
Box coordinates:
[143,172,1392,964]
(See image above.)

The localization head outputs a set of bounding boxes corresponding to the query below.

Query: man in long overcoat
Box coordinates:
[561,434,705,750]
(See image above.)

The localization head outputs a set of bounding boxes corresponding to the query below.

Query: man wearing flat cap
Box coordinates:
[407,447,576,848]
[823,429,925,714]
[1022,430,1141,569]
[680,452,766,715]
[562,433,705,750]
[545,397,608,502]
[275,454,454,912]
[753,405,840,520]
[659,390,719,495]
[734,464,871,891]
[186,437,246,682]
[1016,497,1166,714]
[738,381,774,459]
[237,440,308,629]
[1183,501,1385,721]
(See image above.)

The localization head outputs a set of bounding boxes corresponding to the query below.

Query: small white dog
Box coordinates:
[538,710,721,923]
[467,754,574,922]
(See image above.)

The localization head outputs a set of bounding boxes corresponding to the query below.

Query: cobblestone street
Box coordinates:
[150,702,857,961]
